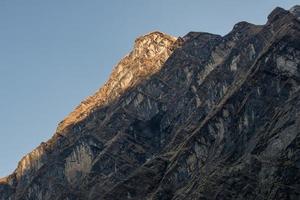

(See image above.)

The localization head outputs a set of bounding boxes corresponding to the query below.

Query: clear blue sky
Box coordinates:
[0,0,298,177]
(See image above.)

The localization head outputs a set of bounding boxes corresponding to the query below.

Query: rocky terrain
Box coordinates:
[1,5,300,200]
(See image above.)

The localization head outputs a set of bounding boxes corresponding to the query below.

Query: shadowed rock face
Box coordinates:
[1,6,300,200]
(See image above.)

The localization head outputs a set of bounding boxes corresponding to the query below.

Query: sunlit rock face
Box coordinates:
[56,31,178,134]
[1,6,300,200]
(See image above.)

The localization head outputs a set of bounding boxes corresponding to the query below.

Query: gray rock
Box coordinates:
[1,5,300,200]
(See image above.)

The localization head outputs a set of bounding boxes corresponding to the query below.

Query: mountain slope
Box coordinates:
[1,6,300,200]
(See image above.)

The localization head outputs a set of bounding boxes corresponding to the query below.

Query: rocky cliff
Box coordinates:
[1,6,300,200]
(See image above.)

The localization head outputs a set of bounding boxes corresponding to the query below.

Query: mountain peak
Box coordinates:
[135,31,176,43]
[267,6,289,23]
[290,5,300,20]
[55,31,178,133]
[133,31,177,59]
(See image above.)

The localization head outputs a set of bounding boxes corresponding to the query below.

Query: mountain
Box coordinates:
[1,6,300,200]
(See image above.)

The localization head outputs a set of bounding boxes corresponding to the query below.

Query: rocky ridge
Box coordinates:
[1,6,300,200]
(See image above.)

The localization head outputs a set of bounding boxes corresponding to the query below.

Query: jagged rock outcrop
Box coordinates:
[1,6,300,200]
